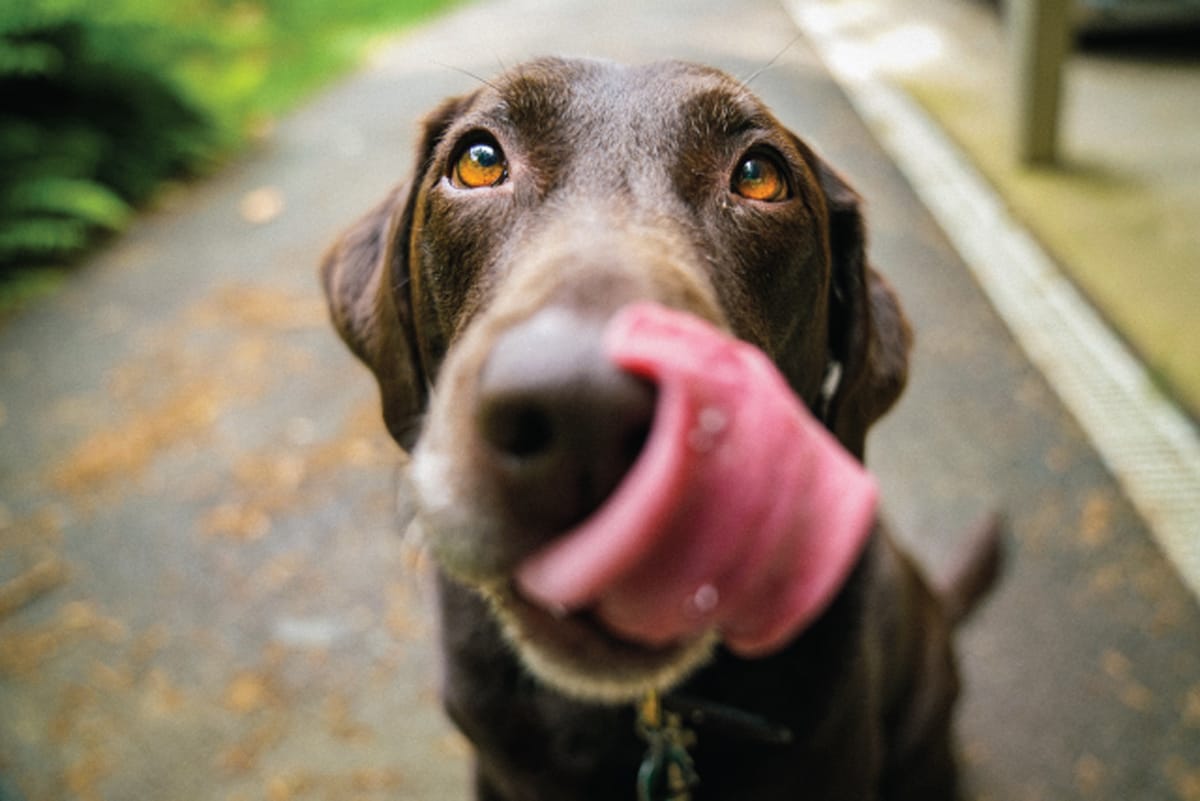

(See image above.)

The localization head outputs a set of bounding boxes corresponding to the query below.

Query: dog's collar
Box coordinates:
[635,691,793,801]
[662,693,794,746]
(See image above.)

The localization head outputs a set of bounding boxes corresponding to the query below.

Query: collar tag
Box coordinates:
[636,691,698,801]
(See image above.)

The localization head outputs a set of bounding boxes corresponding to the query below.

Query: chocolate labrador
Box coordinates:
[321,57,999,801]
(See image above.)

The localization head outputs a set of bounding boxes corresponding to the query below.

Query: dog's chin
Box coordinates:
[411,489,717,702]
[475,582,718,705]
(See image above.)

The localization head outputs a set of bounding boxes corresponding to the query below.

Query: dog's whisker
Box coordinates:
[432,59,501,91]
[739,35,803,88]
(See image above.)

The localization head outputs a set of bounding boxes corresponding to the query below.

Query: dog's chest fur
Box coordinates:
[437,559,881,801]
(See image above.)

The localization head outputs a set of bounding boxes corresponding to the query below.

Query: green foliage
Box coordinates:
[1,0,458,312]
[0,2,218,287]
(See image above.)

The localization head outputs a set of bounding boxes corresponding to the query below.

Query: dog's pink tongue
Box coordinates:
[515,303,877,657]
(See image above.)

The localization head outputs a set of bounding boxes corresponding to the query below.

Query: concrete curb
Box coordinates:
[786,0,1200,600]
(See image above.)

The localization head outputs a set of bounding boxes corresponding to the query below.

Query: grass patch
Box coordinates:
[150,0,463,143]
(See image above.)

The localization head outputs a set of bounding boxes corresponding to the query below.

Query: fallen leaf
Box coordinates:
[202,503,272,541]
[0,554,68,619]
[1185,684,1200,727]
[1165,756,1200,801]
[239,186,285,224]
[1101,649,1132,681]
[224,671,275,714]
[324,693,374,742]
[1078,491,1113,548]
[51,384,223,495]
[1074,752,1105,795]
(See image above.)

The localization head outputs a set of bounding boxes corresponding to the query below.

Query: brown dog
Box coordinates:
[322,57,999,801]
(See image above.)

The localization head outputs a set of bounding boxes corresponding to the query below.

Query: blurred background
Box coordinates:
[1,0,1198,415]
[0,0,461,311]
[1,0,1198,799]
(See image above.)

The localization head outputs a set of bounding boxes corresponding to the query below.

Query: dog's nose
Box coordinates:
[476,308,656,534]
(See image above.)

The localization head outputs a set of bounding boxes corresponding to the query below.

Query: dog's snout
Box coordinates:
[476,308,656,534]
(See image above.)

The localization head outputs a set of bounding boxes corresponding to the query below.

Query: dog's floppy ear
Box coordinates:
[320,97,467,449]
[809,154,912,460]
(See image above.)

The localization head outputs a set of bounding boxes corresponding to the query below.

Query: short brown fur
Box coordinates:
[321,58,999,801]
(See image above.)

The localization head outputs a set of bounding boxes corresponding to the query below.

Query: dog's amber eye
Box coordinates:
[732,156,789,202]
[453,140,507,189]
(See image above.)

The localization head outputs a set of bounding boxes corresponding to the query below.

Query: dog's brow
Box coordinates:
[494,71,575,132]
[679,88,767,141]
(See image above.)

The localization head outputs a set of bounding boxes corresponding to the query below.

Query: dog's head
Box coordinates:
[322,58,910,701]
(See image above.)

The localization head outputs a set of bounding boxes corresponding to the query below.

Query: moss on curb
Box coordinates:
[904,79,1200,420]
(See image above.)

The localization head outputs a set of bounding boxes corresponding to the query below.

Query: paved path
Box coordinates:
[1,0,1197,799]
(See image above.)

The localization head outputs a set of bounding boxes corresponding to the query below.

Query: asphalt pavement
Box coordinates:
[1,0,1197,799]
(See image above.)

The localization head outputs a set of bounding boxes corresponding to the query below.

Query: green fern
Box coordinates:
[4,177,130,230]
[0,0,460,309]
[0,218,89,259]
[0,7,218,281]
[0,38,60,75]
